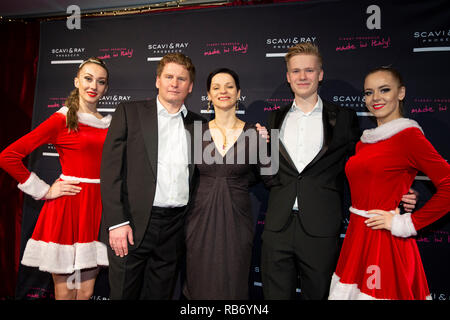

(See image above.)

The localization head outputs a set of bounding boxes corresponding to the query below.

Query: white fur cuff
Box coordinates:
[391,213,417,238]
[18,172,50,200]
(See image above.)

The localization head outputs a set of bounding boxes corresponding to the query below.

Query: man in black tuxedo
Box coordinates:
[261,43,416,300]
[100,53,204,299]
[261,43,360,300]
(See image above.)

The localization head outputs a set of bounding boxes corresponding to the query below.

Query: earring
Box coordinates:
[207,100,212,112]
[235,100,239,111]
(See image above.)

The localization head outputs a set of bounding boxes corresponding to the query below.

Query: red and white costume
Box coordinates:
[0,107,110,274]
[329,118,450,300]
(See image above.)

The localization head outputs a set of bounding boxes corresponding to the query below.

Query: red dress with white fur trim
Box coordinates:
[0,107,110,274]
[329,118,450,300]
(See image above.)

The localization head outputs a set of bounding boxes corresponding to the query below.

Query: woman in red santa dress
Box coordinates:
[328,66,450,300]
[0,57,110,300]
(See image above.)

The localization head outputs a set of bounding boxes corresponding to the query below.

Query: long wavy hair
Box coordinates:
[65,57,109,132]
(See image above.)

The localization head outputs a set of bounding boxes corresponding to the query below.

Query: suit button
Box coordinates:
[297,174,302,180]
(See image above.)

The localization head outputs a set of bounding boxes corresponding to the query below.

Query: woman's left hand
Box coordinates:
[255,123,270,142]
[365,208,400,231]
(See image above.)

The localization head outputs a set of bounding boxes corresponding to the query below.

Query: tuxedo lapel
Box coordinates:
[138,100,158,182]
[273,105,298,173]
[274,105,290,130]
[303,102,336,171]
[182,111,197,182]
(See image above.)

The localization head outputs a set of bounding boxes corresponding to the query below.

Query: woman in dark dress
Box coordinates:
[183,68,276,299]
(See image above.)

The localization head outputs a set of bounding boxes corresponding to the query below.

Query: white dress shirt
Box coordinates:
[109,96,189,230]
[153,96,189,207]
[280,96,324,211]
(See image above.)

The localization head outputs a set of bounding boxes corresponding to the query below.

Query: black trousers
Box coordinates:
[108,206,186,300]
[261,211,339,300]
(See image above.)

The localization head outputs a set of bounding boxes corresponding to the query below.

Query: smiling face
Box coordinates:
[207,72,241,111]
[74,62,108,106]
[156,62,193,110]
[286,54,323,103]
[364,70,405,125]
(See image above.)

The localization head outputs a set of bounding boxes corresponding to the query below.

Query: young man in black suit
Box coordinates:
[261,43,415,300]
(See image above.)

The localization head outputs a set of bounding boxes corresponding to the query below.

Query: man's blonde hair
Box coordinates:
[157,52,196,83]
[285,43,323,69]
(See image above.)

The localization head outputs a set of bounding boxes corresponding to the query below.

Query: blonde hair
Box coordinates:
[65,57,108,132]
[156,53,195,83]
[285,43,323,69]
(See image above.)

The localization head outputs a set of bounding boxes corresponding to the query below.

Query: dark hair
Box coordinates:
[365,65,404,87]
[206,68,241,92]
[157,52,196,83]
[365,65,405,116]
[65,57,109,132]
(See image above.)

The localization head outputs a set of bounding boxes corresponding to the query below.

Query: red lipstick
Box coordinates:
[373,104,385,110]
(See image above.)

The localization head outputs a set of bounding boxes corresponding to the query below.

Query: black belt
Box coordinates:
[152,206,187,216]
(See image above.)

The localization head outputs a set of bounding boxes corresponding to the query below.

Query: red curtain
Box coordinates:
[0,21,40,299]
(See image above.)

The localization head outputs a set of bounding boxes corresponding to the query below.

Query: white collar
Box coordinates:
[291,96,323,116]
[361,118,424,144]
[57,106,111,129]
[157,96,187,118]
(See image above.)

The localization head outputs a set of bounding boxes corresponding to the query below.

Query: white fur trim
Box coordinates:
[391,213,417,238]
[361,118,424,144]
[328,273,431,300]
[328,273,381,300]
[17,172,50,200]
[21,239,109,274]
[350,206,396,218]
[60,174,100,184]
[57,106,111,129]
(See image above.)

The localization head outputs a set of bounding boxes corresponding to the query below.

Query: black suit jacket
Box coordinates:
[265,100,360,237]
[99,99,205,248]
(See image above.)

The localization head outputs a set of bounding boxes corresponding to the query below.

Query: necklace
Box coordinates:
[213,118,238,150]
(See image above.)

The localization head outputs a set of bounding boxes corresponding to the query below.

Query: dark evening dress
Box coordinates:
[183,122,275,300]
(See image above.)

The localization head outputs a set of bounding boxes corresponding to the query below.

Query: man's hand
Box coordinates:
[255,123,270,142]
[401,188,419,213]
[109,225,134,257]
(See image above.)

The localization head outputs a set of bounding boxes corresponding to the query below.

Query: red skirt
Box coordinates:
[329,212,430,300]
[21,180,108,274]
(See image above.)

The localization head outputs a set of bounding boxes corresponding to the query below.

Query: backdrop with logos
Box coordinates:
[18,0,450,300]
